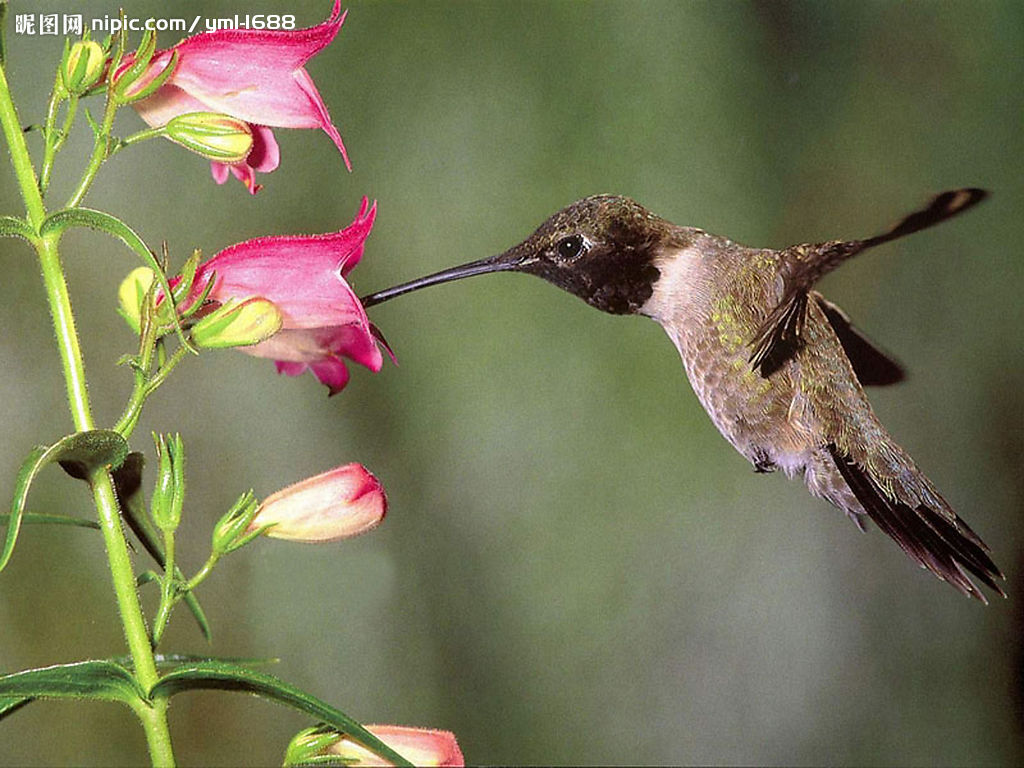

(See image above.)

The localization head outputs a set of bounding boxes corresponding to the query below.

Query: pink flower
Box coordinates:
[131,1,350,193]
[249,463,386,543]
[193,197,383,394]
[326,725,464,767]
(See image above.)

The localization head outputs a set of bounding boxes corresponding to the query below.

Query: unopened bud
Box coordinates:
[164,112,254,163]
[117,267,156,334]
[249,464,386,544]
[150,433,185,534]
[191,297,283,349]
[60,40,106,94]
[322,725,464,767]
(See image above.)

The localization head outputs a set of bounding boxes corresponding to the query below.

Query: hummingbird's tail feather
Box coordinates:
[827,444,1005,603]
[749,188,989,378]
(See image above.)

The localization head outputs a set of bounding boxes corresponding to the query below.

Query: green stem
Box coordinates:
[0,62,175,765]
[65,89,117,208]
[115,344,189,439]
[186,554,219,592]
[152,531,176,646]
[39,85,62,194]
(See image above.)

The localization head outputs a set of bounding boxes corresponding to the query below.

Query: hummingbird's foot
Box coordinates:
[752,450,777,474]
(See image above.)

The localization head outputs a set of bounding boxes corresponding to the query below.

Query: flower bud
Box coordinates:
[150,433,185,534]
[191,297,283,349]
[117,267,156,334]
[164,112,254,163]
[60,40,107,94]
[322,725,464,767]
[249,464,386,543]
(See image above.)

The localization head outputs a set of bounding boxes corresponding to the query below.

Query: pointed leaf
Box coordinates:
[0,661,146,705]
[0,215,34,242]
[3,431,127,574]
[0,696,33,722]
[40,208,191,351]
[0,512,100,530]
[150,662,412,767]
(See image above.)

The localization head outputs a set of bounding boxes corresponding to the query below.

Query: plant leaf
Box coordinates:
[0,215,35,241]
[0,512,100,530]
[150,662,412,767]
[2,431,128,574]
[40,208,192,351]
[0,661,146,705]
[0,696,34,722]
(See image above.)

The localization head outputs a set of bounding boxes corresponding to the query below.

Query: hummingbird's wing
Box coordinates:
[749,188,988,377]
[796,298,1004,602]
[814,295,904,386]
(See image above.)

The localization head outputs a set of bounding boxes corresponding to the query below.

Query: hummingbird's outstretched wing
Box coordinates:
[749,188,988,377]
[814,295,904,386]
[828,444,1005,603]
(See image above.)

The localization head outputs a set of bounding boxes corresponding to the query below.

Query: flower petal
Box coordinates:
[197,199,377,327]
[327,725,464,767]
[251,463,386,543]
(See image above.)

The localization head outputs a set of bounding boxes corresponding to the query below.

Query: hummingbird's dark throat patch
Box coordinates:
[523,246,661,315]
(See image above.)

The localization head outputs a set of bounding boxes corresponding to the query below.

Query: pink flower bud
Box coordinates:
[251,464,386,543]
[326,725,464,767]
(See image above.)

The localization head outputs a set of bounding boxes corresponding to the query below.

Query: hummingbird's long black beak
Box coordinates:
[359,247,526,308]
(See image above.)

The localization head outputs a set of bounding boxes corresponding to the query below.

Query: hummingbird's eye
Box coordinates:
[556,234,586,260]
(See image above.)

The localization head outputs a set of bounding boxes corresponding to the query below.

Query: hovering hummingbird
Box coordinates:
[361,189,1004,602]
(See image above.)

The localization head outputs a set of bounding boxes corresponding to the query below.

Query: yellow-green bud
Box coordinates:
[164,112,254,163]
[191,297,283,349]
[117,267,156,334]
[60,40,106,94]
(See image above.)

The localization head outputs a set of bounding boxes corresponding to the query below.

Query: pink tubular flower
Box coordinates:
[194,197,383,394]
[327,726,464,767]
[250,464,386,543]
[131,0,350,193]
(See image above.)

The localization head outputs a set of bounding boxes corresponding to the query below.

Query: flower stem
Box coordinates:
[0,61,175,766]
[65,86,118,208]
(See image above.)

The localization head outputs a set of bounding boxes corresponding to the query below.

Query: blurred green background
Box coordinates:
[1,0,1022,764]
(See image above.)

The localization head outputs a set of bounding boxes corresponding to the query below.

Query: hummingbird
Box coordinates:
[361,188,1004,602]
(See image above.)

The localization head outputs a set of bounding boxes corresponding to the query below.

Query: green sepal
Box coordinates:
[149,662,412,768]
[114,452,212,642]
[0,660,146,706]
[2,431,128,574]
[112,28,156,97]
[284,725,346,767]
[0,215,35,242]
[39,208,193,352]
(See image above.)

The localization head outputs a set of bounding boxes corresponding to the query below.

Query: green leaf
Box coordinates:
[0,661,146,705]
[150,662,412,767]
[0,215,34,242]
[151,654,279,670]
[2,431,128,574]
[39,208,192,351]
[0,696,34,722]
[114,453,212,641]
[0,512,100,530]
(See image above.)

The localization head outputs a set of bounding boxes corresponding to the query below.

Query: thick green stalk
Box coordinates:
[0,62,175,765]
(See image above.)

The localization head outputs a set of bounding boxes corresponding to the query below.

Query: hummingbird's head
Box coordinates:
[361,195,681,316]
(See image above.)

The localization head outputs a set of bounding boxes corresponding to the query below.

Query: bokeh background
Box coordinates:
[1,1,1022,764]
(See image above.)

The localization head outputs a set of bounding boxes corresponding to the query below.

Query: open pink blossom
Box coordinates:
[326,725,464,767]
[193,197,383,394]
[249,463,386,543]
[131,0,350,193]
